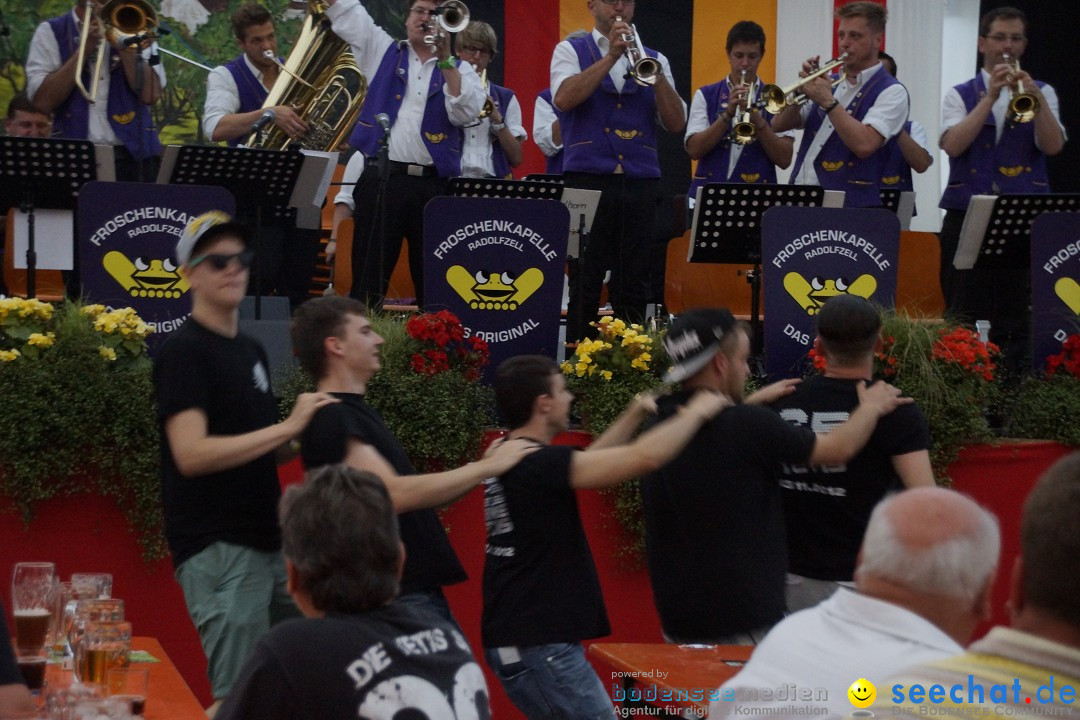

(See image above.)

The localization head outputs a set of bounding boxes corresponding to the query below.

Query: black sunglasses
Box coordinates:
[189,250,254,271]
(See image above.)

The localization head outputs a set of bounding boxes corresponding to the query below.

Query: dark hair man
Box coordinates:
[25,0,165,180]
[455,20,525,178]
[642,306,911,644]
[323,0,486,309]
[773,1,909,208]
[215,465,492,719]
[876,51,933,195]
[685,21,794,208]
[4,94,52,138]
[551,0,688,341]
[202,2,320,310]
[770,294,933,611]
[875,452,1080,717]
[484,355,728,718]
[290,295,534,629]
[937,6,1066,374]
[155,212,338,714]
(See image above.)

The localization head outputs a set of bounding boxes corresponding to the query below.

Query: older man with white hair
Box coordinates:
[709,487,1000,719]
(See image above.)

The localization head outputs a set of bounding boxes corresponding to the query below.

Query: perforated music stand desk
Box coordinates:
[157,145,308,317]
[880,188,915,231]
[0,137,97,298]
[955,193,1080,271]
[689,183,843,357]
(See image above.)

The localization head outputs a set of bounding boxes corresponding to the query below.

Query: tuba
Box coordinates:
[246,0,367,151]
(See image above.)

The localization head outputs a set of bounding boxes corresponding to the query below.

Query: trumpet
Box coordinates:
[1002,53,1039,123]
[423,0,469,48]
[74,0,158,103]
[616,16,660,87]
[478,67,494,119]
[757,52,848,115]
[731,70,757,145]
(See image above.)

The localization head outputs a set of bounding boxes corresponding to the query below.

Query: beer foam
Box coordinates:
[13,608,51,617]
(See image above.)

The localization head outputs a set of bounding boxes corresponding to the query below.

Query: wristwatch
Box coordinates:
[490,121,507,133]
[437,56,456,70]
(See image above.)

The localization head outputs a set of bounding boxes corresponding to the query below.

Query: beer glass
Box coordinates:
[70,599,125,683]
[107,666,149,716]
[71,572,113,600]
[80,620,132,686]
[11,562,55,654]
[49,579,75,657]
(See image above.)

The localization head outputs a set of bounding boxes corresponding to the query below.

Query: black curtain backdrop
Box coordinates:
[979,0,1077,193]
[466,0,506,86]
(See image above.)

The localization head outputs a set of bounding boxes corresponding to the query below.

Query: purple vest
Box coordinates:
[224,55,271,147]
[488,82,515,179]
[790,66,902,208]
[880,120,914,192]
[939,73,1050,211]
[539,88,564,174]
[347,42,462,177]
[690,79,779,199]
[561,35,660,179]
[47,13,161,160]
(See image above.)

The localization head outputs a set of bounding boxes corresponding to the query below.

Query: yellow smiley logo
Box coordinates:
[848,678,876,708]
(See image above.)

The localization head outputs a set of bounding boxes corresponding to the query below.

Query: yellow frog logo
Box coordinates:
[881,175,901,185]
[111,111,136,125]
[784,272,877,315]
[820,160,845,172]
[739,173,761,183]
[1055,277,1080,315]
[998,165,1026,177]
[614,129,640,140]
[446,266,543,310]
[424,131,448,144]
[104,250,189,299]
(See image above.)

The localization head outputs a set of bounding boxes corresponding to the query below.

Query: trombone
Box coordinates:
[1002,53,1039,123]
[757,52,848,115]
[423,0,469,48]
[74,0,159,103]
[477,67,494,119]
[616,16,660,87]
[731,70,757,145]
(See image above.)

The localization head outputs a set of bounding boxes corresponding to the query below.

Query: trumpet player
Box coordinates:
[685,21,794,207]
[455,21,526,178]
[323,0,484,311]
[937,6,1065,374]
[551,0,686,343]
[772,1,908,209]
[201,2,320,311]
[25,0,165,182]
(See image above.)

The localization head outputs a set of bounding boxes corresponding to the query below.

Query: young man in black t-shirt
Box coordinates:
[215,465,490,720]
[290,296,535,627]
[483,355,729,719]
[155,212,338,711]
[770,294,933,611]
[642,307,911,645]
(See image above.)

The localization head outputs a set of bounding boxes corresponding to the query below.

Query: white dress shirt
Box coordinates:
[202,53,268,140]
[793,62,908,186]
[533,92,561,158]
[333,151,366,209]
[549,28,685,128]
[460,93,526,178]
[941,67,1065,147]
[685,79,796,183]
[25,10,166,146]
[710,588,961,718]
[325,0,484,166]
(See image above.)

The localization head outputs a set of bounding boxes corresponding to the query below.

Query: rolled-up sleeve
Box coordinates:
[446,61,484,127]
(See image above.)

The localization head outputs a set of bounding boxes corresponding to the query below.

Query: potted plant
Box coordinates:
[1006,334,1080,446]
[0,299,163,559]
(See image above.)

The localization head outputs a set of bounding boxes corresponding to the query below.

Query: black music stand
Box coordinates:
[689,183,836,356]
[0,137,96,298]
[879,188,915,230]
[955,193,1080,271]
[158,145,306,318]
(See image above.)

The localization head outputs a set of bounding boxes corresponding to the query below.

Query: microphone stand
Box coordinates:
[368,123,392,310]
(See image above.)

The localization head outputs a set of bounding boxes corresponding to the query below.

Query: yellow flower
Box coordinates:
[575,361,589,377]
[0,349,20,362]
[99,346,117,362]
[577,352,592,365]
[600,370,613,381]
[27,333,55,348]
[80,304,106,318]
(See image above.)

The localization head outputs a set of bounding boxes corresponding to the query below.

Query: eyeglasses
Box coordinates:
[189,250,254,271]
[410,6,437,18]
[983,34,1026,43]
[599,0,635,5]
[459,46,492,56]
